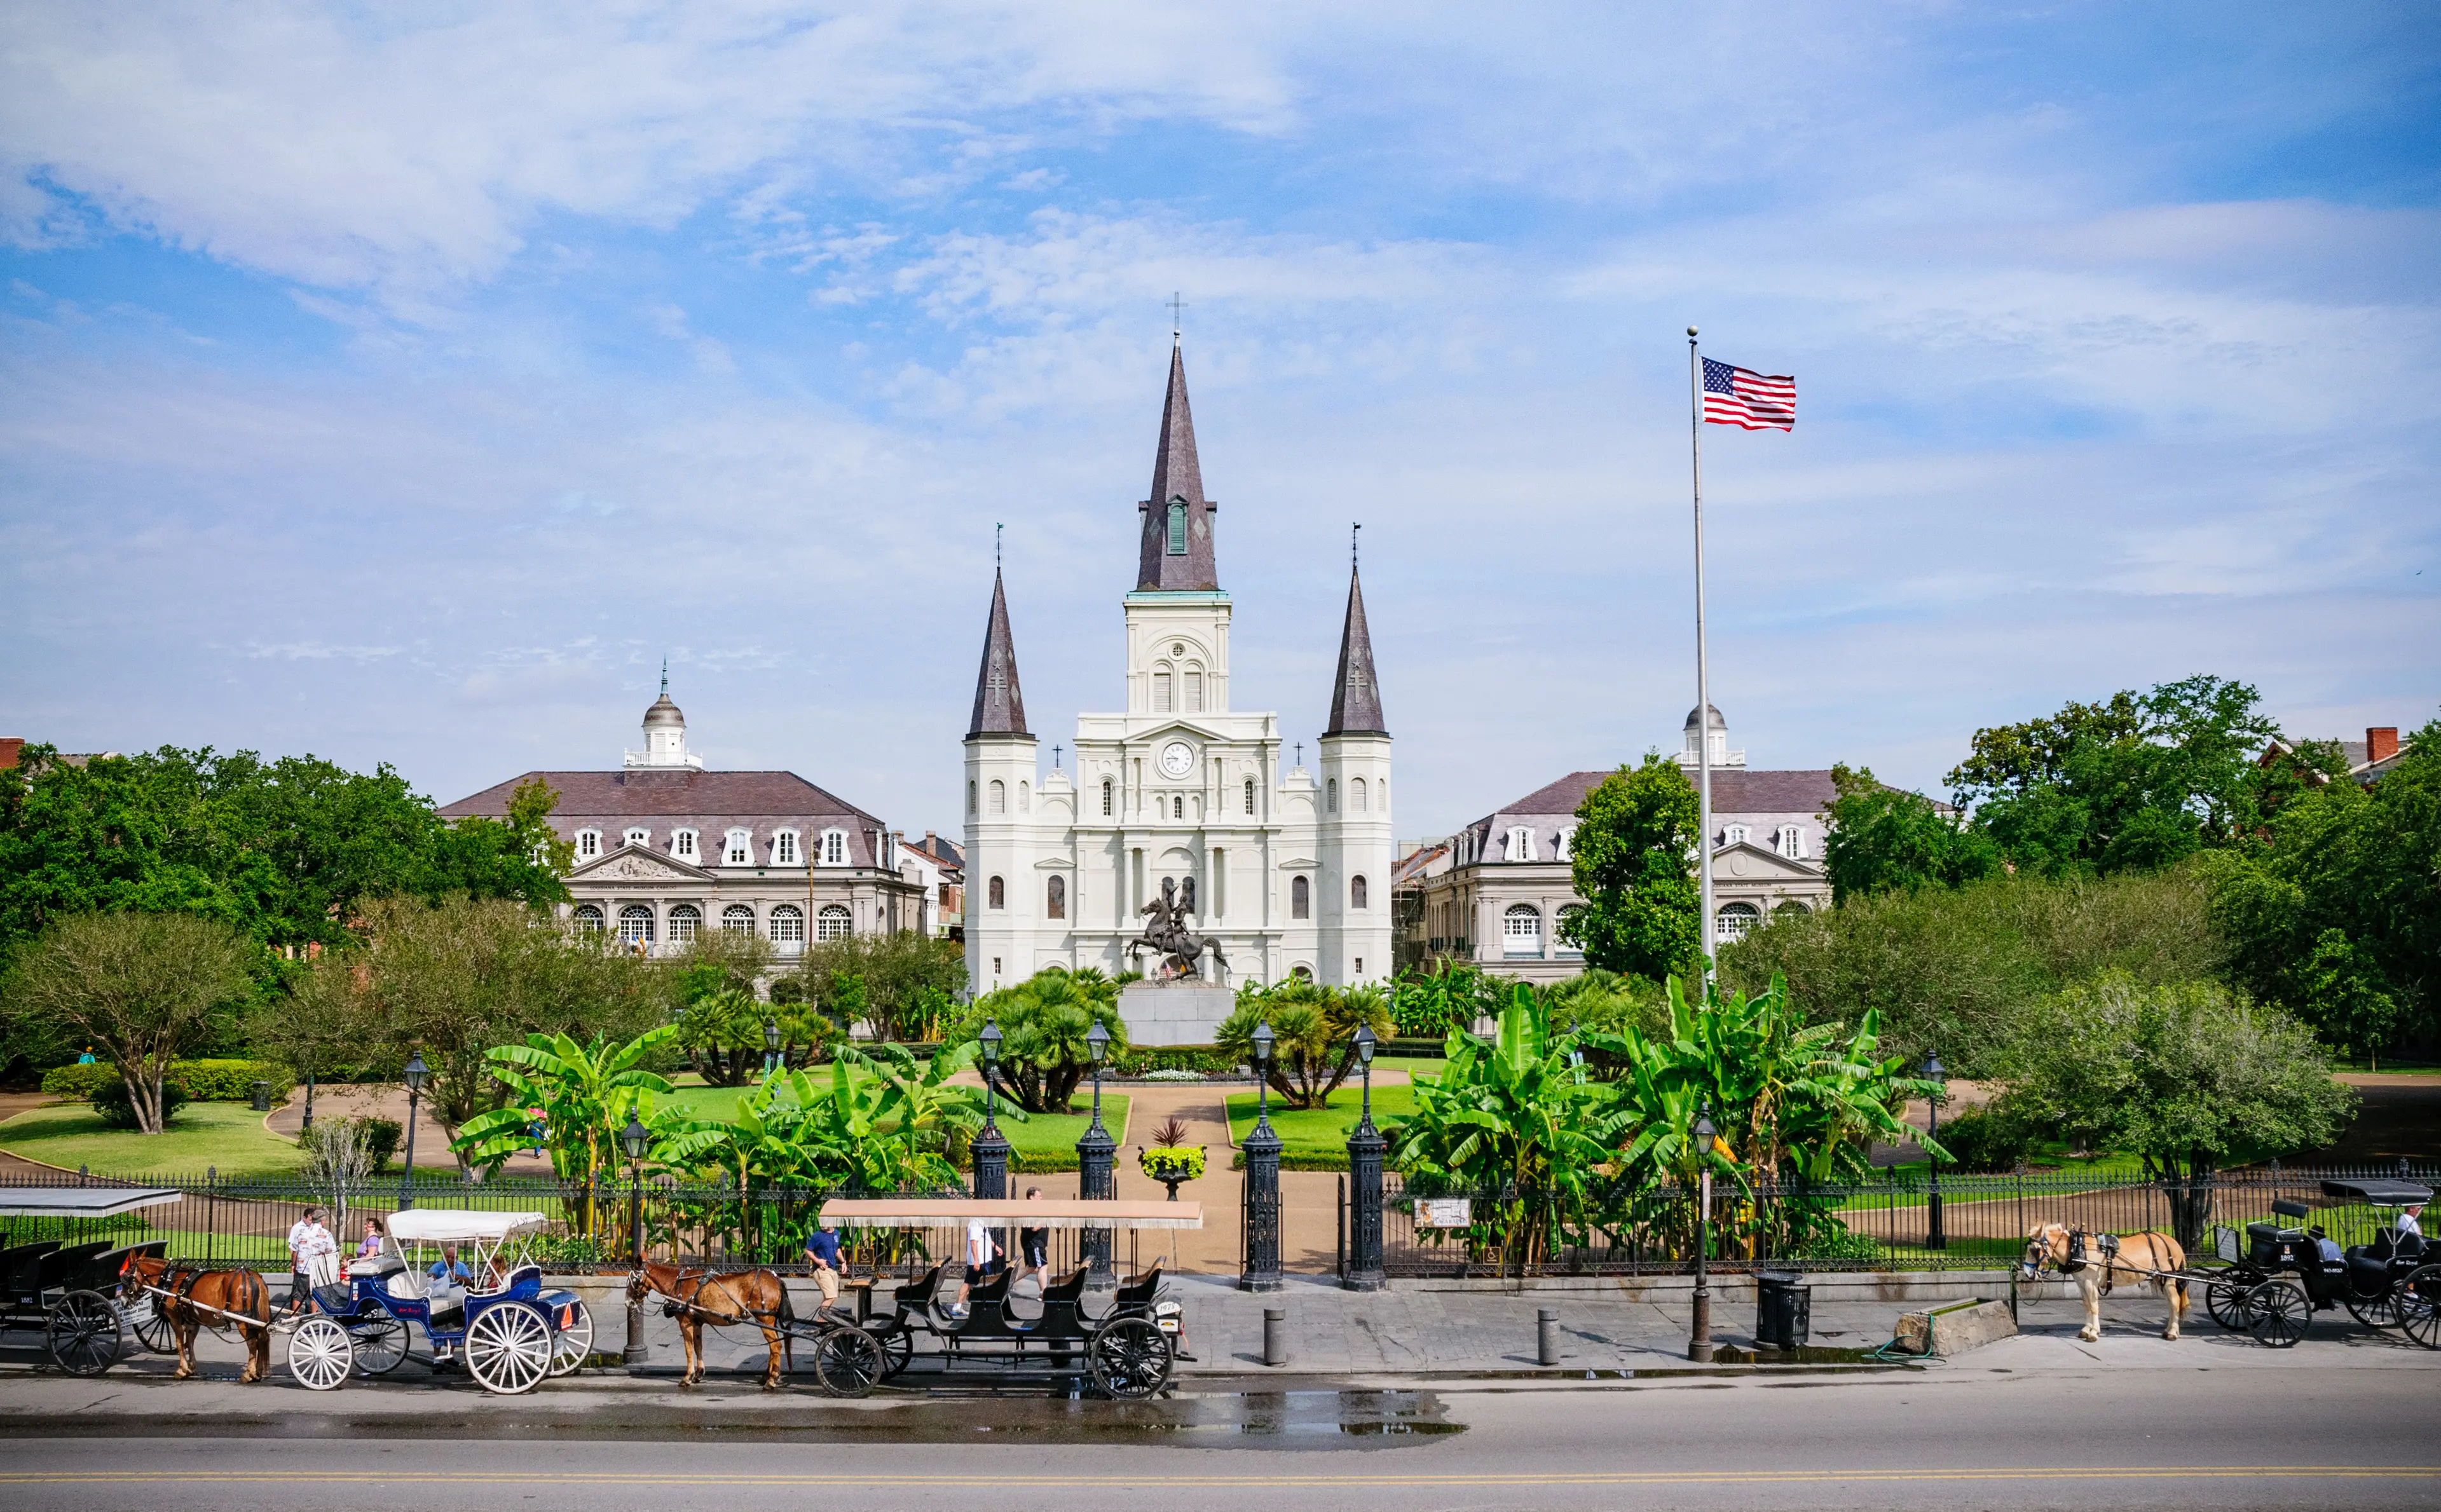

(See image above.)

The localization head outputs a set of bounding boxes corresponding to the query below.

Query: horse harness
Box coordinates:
[662,1269,780,1328]
[2060,1229,2125,1293]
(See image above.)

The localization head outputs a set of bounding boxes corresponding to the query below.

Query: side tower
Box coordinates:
[1316,557,1393,983]
[963,566,1039,994]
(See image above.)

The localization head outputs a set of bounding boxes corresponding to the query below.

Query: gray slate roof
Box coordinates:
[967,568,1029,738]
[1456,767,1842,859]
[1136,343,1220,591]
[1323,566,1386,737]
[440,769,889,867]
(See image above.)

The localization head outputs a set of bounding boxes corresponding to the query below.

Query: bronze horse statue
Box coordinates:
[121,1255,272,1382]
[627,1260,794,1389]
[1128,876,1228,982]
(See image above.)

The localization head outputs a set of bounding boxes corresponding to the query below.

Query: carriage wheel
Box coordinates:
[289,1316,354,1391]
[2243,1279,2310,1349]
[464,1302,554,1395]
[1086,1317,1173,1400]
[813,1326,885,1398]
[130,1296,175,1356]
[2398,1265,2441,1351]
[46,1291,125,1377]
[349,1315,411,1375]
[2343,1290,2402,1332]
[547,1298,594,1377]
[2203,1266,2260,1330]
[875,1325,913,1380]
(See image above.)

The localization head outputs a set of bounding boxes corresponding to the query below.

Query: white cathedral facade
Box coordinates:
[962,343,1393,996]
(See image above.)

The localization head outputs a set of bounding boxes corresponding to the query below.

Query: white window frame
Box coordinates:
[721,904,756,934]
[1508,826,1536,862]
[1722,824,1750,848]
[723,828,753,865]
[771,829,800,866]
[671,828,699,862]
[816,904,853,942]
[820,828,848,866]
[1502,904,1543,957]
[623,827,650,850]
[1717,902,1761,943]
[768,904,806,945]
[575,829,602,861]
[617,904,655,945]
[1777,824,1807,860]
[1556,825,1576,862]
[572,903,605,931]
[1103,779,1116,817]
[1243,777,1255,815]
[667,904,700,943]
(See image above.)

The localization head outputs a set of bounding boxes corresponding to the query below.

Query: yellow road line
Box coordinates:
[3,1468,2436,1487]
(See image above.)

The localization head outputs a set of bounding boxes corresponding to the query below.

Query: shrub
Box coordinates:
[39,1063,118,1100]
[93,1077,187,1130]
[40,1058,291,1103]
[301,1116,402,1170]
[1931,1103,2039,1173]
[1138,1147,1207,1183]
[1112,1045,1237,1076]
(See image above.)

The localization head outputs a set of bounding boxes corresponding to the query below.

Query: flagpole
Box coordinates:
[1688,327,1716,992]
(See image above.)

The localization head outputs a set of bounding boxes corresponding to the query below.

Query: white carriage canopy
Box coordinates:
[385,1209,550,1243]
[0,1187,183,1220]
[817,1198,1203,1230]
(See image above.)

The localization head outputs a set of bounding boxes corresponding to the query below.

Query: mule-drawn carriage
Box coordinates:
[0,1186,179,1375]
[803,1197,1193,1400]
[2194,1179,2438,1349]
[280,1209,594,1393]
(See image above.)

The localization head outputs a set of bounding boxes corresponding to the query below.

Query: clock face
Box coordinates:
[1159,740,1195,779]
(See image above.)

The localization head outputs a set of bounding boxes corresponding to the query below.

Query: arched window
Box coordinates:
[968,780,978,816]
[721,904,755,934]
[816,904,853,942]
[667,904,700,943]
[1351,777,1367,812]
[821,829,848,866]
[988,875,1006,909]
[671,829,699,862]
[1776,824,1807,860]
[723,828,753,864]
[624,827,650,849]
[1292,875,1310,919]
[572,904,605,931]
[1243,777,1255,815]
[1102,779,1114,817]
[1508,825,1536,862]
[988,779,1006,815]
[1172,794,1184,820]
[1019,780,1030,814]
[617,905,655,945]
[768,904,805,945]
[1716,902,1761,943]
[1350,875,1368,909]
[1166,499,1187,554]
[575,829,602,861]
[1774,899,1810,916]
[1503,904,1543,957]
[771,830,800,865]
[1327,779,1338,813]
[1046,875,1067,919]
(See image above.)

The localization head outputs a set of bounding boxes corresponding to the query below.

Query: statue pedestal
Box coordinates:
[1119,981,1236,1047]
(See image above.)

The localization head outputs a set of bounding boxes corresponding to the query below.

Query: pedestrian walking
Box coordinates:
[803,1225,844,1315]
[1015,1187,1051,1294]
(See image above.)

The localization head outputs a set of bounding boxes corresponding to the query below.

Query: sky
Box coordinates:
[3,2,2437,843]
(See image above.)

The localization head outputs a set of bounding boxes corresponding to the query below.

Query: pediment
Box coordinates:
[1034,857,1074,870]
[570,846,715,883]
[1713,842,1822,882]
[1275,857,1320,871]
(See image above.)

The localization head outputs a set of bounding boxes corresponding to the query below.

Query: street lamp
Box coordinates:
[1077,1019,1116,1283]
[1250,1021,1275,1130]
[399,1051,429,1210]
[1352,1024,1378,1127]
[1688,1098,1715,1363]
[763,1017,781,1079]
[1344,1023,1385,1291]
[1242,1019,1283,1292]
[972,1019,1010,1201]
[620,1110,650,1365]
[1923,1051,1946,1251]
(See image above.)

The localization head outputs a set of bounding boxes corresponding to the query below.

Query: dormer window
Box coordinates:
[1508,825,1536,862]
[820,829,848,866]
[624,827,650,849]
[1166,498,1187,555]
[1556,825,1576,862]
[723,828,753,864]
[771,830,800,866]
[575,829,602,861]
[1722,824,1750,848]
[1776,824,1807,860]
[671,829,698,862]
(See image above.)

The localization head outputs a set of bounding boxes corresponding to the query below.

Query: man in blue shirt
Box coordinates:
[803,1226,843,1314]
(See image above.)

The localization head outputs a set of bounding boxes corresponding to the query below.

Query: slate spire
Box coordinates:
[1137,343,1220,590]
[966,568,1029,738]
[1323,561,1386,737]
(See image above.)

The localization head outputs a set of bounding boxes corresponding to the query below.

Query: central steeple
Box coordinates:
[1137,343,1220,591]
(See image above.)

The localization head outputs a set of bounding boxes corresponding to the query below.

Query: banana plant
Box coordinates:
[449,1024,680,1237]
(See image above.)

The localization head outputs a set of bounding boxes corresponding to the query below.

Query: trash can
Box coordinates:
[250,1080,271,1113]
[1754,1270,1810,1350]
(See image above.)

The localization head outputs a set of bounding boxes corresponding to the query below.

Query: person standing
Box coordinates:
[286,1206,334,1314]
[803,1225,844,1315]
[1015,1187,1051,1294]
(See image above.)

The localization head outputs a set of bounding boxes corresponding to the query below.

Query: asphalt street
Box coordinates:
[3,1365,2434,1512]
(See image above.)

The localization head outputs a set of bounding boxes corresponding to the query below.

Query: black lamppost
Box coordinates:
[620,1110,650,1365]
[1344,1024,1385,1291]
[1688,1098,1715,1363]
[301,1068,315,1133]
[398,1051,429,1210]
[763,1017,781,1079]
[1077,1019,1116,1284]
[1241,1021,1284,1292]
[1923,1051,1946,1251]
[971,1019,1011,1201]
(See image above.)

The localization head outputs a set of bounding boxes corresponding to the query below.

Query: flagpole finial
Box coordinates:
[1687,326,1698,338]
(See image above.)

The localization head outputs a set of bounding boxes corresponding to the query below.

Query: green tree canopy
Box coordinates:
[1819,763,2002,904]
[950,966,1126,1114]
[1560,754,1700,977]
[1216,979,1392,1109]
[790,930,966,1040]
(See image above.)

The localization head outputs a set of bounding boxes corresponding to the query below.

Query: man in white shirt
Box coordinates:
[285,1206,335,1314]
[949,1218,1001,1317]
[2399,1202,2424,1241]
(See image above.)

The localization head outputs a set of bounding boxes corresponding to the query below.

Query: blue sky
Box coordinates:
[3,2,2437,841]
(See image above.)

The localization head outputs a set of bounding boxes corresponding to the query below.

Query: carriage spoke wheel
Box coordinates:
[289,1316,354,1391]
[1086,1317,1173,1400]
[547,1299,594,1377]
[2399,1265,2441,1351]
[348,1315,410,1375]
[129,1295,175,1356]
[46,1290,125,1377]
[2243,1279,2310,1349]
[2203,1267,2258,1330]
[2344,1290,2403,1332]
[814,1326,885,1398]
[875,1325,913,1380]
[464,1302,553,1395]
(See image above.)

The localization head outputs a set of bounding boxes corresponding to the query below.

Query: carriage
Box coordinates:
[0,1186,179,1376]
[282,1209,594,1394]
[803,1197,1194,1400]
[2196,1179,2437,1349]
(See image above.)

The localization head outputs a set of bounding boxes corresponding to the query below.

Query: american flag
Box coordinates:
[1702,357,1795,431]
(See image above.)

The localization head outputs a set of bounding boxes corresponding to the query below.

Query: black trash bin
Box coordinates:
[250,1080,271,1113]
[1754,1270,1810,1350]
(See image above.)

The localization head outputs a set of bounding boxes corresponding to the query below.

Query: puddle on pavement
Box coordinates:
[1707,1344,1906,1366]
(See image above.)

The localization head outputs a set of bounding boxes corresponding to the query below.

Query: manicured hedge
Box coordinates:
[1112,1045,1240,1076]
[41,1059,296,1103]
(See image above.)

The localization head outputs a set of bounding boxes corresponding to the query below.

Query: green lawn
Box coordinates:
[1378,1056,1447,1082]
[0,1100,305,1179]
[1224,1085,1414,1161]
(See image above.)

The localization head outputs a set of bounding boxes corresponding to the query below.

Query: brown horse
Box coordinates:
[2021,1223,2189,1341]
[121,1255,273,1382]
[627,1261,793,1389]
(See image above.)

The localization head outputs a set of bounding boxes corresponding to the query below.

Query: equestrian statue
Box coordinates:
[1127,876,1228,984]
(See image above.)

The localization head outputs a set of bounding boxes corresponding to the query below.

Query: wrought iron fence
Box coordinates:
[1379,1162,2435,1277]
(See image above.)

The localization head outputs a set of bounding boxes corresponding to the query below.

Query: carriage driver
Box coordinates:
[2399,1202,2425,1241]
[285,1206,337,1316]
[802,1224,844,1314]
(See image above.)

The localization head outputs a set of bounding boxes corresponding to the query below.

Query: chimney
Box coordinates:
[0,737,22,771]
[2366,727,2400,766]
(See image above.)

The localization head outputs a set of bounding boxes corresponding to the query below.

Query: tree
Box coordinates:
[1992,972,2355,1251]
[792,930,966,1040]
[1215,980,1392,1109]
[1819,763,2000,904]
[0,912,257,1133]
[1390,960,1507,1037]
[1560,754,1700,976]
[950,967,1126,1114]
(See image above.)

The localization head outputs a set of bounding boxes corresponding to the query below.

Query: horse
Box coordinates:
[120,1255,273,1382]
[627,1261,793,1389]
[2021,1223,2189,1342]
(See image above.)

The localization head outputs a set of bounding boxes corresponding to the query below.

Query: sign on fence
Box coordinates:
[1416,1197,1472,1229]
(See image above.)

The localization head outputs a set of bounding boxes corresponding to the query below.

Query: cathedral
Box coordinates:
[962,342,1393,995]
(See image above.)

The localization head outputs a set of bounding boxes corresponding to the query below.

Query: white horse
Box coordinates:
[2021,1223,2189,1342]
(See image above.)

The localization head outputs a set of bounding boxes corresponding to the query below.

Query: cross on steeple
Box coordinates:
[1168,292,1187,344]
[995,521,1003,568]
[659,657,668,697]
[1295,741,1304,768]
[1053,744,1063,769]
[1352,521,1360,570]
